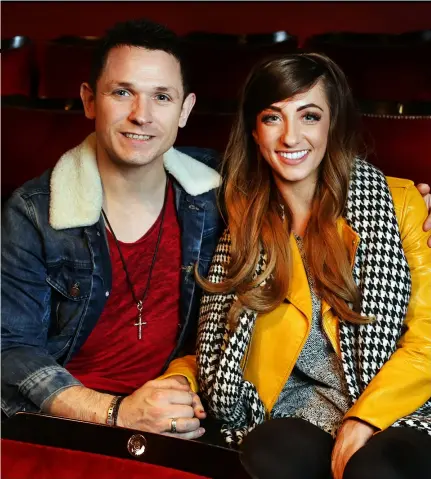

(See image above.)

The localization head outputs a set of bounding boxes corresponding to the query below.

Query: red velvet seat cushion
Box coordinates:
[1,439,209,479]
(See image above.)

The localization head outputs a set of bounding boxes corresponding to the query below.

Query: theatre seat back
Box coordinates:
[2,36,35,97]
[2,106,93,199]
[361,114,431,183]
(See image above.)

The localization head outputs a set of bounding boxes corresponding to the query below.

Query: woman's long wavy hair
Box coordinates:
[197,53,369,326]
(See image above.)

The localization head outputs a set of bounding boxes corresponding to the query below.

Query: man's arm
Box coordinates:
[1,191,82,416]
[47,379,205,439]
[46,386,113,423]
[333,182,431,478]
[1,192,205,438]
[416,183,431,247]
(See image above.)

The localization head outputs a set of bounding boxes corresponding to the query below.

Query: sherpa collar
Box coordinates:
[49,133,221,230]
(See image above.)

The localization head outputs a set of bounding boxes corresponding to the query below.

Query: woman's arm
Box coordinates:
[343,181,431,430]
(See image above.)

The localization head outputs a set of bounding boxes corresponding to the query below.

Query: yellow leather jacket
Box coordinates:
[162,177,431,431]
[241,177,431,431]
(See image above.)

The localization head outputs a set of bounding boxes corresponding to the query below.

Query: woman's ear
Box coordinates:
[252,130,259,145]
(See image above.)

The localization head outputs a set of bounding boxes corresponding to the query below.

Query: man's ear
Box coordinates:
[80,82,96,120]
[178,93,196,128]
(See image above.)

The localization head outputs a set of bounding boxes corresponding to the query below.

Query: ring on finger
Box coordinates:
[170,417,178,434]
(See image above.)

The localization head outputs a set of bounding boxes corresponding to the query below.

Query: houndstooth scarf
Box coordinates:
[197,159,431,446]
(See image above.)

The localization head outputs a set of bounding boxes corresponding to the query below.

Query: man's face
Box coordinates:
[81,46,195,168]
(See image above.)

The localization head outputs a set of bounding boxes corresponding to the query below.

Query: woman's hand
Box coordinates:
[331,418,376,479]
[167,375,207,420]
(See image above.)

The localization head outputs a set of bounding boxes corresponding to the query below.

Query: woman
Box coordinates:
[196,53,431,479]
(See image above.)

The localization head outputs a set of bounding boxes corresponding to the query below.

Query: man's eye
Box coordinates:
[156,94,171,101]
[114,89,130,97]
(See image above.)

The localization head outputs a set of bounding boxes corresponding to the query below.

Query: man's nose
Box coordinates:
[128,97,153,125]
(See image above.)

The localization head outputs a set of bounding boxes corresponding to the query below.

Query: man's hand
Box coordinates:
[416,183,431,247]
[331,419,375,479]
[117,378,205,439]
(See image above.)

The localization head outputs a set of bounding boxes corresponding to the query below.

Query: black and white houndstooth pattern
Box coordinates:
[197,160,431,446]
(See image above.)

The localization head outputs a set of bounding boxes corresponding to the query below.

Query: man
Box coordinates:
[1,19,222,440]
[418,183,431,248]
[2,18,431,441]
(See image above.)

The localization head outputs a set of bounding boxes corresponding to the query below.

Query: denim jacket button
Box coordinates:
[70,282,80,297]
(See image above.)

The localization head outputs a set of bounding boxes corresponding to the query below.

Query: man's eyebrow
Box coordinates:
[153,85,180,97]
[108,81,135,89]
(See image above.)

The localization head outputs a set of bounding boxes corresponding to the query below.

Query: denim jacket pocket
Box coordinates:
[45,263,92,360]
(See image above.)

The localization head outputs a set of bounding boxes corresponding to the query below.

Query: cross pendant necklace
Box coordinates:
[134,300,147,340]
[101,177,169,340]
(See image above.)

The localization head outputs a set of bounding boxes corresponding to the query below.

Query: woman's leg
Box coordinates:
[344,427,431,479]
[240,418,334,479]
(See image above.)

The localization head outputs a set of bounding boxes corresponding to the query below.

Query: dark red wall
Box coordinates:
[3,1,431,44]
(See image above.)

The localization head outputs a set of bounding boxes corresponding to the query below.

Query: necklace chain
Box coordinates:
[101,177,169,339]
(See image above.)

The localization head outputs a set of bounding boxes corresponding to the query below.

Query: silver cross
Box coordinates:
[134,301,147,340]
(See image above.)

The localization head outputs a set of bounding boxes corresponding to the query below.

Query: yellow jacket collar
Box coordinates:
[288,218,360,318]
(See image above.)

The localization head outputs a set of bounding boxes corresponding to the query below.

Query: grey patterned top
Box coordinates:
[271,235,351,437]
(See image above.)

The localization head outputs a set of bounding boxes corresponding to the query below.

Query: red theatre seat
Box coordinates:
[361,113,431,184]
[304,30,431,102]
[2,106,94,198]
[184,31,298,113]
[176,111,234,153]
[37,36,99,99]
[1,36,35,97]
[2,439,209,479]
[2,413,248,479]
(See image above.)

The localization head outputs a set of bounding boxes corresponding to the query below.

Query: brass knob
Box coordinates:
[127,434,147,457]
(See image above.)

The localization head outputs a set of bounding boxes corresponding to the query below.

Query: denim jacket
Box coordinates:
[1,133,222,417]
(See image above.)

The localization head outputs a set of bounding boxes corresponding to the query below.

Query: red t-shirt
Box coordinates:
[66,183,181,394]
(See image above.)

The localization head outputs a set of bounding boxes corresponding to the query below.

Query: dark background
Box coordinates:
[3,1,431,43]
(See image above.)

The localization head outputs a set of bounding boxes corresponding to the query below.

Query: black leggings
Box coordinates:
[239,417,431,479]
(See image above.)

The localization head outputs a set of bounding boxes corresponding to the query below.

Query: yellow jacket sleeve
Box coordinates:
[157,355,198,392]
[344,180,431,430]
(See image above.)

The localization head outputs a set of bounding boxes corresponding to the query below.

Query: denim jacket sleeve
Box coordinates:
[1,190,82,417]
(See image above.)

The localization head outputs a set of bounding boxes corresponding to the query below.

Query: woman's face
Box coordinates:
[253,81,330,188]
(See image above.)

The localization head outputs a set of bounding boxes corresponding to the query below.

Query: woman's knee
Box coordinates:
[344,427,431,479]
[240,418,333,479]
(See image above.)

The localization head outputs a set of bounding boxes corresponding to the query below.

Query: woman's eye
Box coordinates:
[261,114,280,124]
[303,112,321,122]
